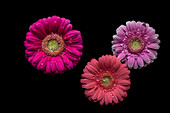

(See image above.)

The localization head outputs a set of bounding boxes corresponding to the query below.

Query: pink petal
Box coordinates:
[37,56,48,70]
[117,52,126,60]
[127,57,135,68]
[65,52,78,61]
[57,18,70,35]
[25,49,36,56]
[104,93,109,105]
[29,25,44,40]
[35,23,47,37]
[82,82,96,89]
[63,30,80,40]
[137,56,144,67]
[97,90,104,101]
[116,64,126,73]
[50,57,57,72]
[26,36,41,43]
[126,21,134,31]
[80,79,94,84]
[116,68,130,76]
[99,96,105,105]
[113,89,123,101]
[81,73,94,79]
[147,43,160,50]
[85,64,98,75]
[98,55,106,69]
[106,93,113,104]
[45,61,51,74]
[141,53,151,64]
[70,44,83,50]
[146,50,156,59]
[62,24,72,36]
[92,87,100,100]
[84,87,96,97]
[113,57,121,70]
[28,56,34,63]
[55,56,66,72]
[117,88,127,97]
[25,43,41,50]
[89,58,100,71]
[65,46,82,56]
[145,27,155,36]
[32,51,44,64]
[148,34,159,42]
[117,80,131,85]
[133,61,138,69]
[117,85,129,91]
[104,55,111,69]
[111,91,119,104]
[51,21,58,33]
[116,25,125,38]
[61,54,73,70]
[136,21,145,32]
[26,32,34,37]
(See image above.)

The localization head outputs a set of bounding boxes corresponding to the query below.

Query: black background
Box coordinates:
[6,0,169,112]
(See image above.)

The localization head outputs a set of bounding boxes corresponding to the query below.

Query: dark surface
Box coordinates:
[7,0,168,112]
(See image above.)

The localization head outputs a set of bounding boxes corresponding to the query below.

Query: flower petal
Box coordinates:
[97,90,104,101]
[147,43,160,50]
[63,30,80,40]
[82,82,96,89]
[127,57,135,68]
[50,57,57,72]
[45,60,51,74]
[104,93,109,105]
[61,54,73,70]
[70,44,83,50]
[113,89,123,101]
[117,79,131,85]
[85,64,99,75]
[65,46,82,56]
[137,56,144,67]
[117,52,126,60]
[55,56,65,72]
[32,51,44,64]
[111,92,119,104]
[141,53,151,64]
[92,87,100,100]
[80,79,94,84]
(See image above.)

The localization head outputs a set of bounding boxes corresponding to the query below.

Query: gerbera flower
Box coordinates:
[112,21,160,69]
[80,55,131,105]
[24,16,83,74]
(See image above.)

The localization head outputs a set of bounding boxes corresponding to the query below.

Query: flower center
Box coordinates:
[102,76,111,85]
[42,33,65,56]
[47,39,59,52]
[127,37,145,53]
[98,72,115,89]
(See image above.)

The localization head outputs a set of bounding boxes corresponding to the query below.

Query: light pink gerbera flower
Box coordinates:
[112,21,160,69]
[81,55,131,105]
[24,16,83,74]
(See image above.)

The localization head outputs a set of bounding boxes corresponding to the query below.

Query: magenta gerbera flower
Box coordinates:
[24,16,83,74]
[81,55,131,105]
[112,21,160,69]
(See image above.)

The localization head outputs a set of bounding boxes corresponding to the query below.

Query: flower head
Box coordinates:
[81,55,131,105]
[112,21,160,69]
[24,16,83,74]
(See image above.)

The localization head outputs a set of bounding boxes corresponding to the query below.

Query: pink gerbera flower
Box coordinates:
[24,16,83,74]
[81,55,131,105]
[112,21,160,69]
